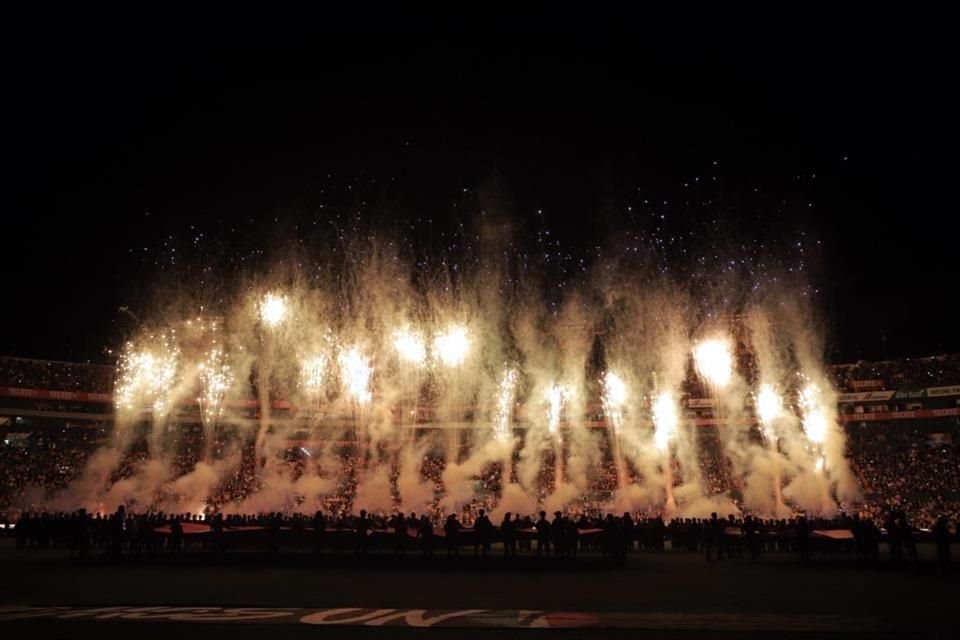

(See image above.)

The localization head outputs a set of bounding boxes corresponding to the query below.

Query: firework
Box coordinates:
[493,368,519,443]
[652,391,678,451]
[545,383,570,436]
[602,371,628,433]
[259,292,288,328]
[814,455,825,473]
[301,354,328,396]
[799,383,828,444]
[434,325,469,367]
[197,348,233,427]
[114,337,180,416]
[392,328,427,365]
[756,383,783,437]
[693,337,733,388]
[339,346,373,405]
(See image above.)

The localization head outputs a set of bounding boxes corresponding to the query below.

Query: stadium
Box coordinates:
[5,7,960,640]
[3,345,958,529]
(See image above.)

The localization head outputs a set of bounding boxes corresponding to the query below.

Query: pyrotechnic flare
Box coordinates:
[339,346,373,405]
[652,391,678,452]
[651,390,678,511]
[434,325,469,367]
[756,384,783,437]
[602,371,627,433]
[393,328,427,365]
[493,368,519,444]
[545,383,570,436]
[799,383,828,444]
[301,354,328,396]
[545,383,571,489]
[814,455,826,474]
[755,383,786,511]
[601,371,628,491]
[66,235,857,521]
[693,338,733,388]
[115,338,180,417]
[197,348,233,428]
[254,291,287,471]
[259,292,288,328]
[491,367,520,494]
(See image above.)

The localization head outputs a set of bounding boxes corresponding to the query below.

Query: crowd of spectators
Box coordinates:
[2,352,959,404]
[847,422,960,527]
[2,352,959,534]
[0,428,106,511]
[829,354,960,391]
[4,420,959,531]
[0,356,114,394]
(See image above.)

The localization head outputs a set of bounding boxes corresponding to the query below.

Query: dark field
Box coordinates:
[2,538,957,639]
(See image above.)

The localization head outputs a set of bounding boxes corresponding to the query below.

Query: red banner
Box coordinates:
[849,379,884,391]
[0,386,112,403]
[838,407,960,422]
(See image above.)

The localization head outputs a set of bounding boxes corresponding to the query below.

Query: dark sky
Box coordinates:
[4,6,959,364]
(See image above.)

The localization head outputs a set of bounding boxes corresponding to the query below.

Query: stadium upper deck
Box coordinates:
[1,354,958,433]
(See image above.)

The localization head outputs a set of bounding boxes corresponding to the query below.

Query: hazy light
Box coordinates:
[115,338,180,416]
[259,293,288,328]
[545,383,570,436]
[197,348,233,427]
[602,371,628,434]
[603,372,628,407]
[493,368,519,443]
[756,384,783,426]
[693,338,733,388]
[652,391,678,451]
[339,346,372,405]
[799,383,828,444]
[301,354,327,396]
[434,325,469,367]
[393,328,427,365]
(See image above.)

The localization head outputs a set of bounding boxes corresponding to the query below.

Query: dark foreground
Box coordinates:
[2,539,958,639]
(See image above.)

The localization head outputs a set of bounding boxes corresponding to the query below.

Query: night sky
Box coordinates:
[5,6,958,364]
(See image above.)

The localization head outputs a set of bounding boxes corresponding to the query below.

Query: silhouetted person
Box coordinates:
[418,515,434,556]
[566,517,580,558]
[897,511,917,568]
[169,517,183,554]
[15,513,29,549]
[621,513,635,553]
[884,511,902,566]
[108,506,125,558]
[212,513,225,554]
[933,515,951,575]
[268,512,282,554]
[355,510,371,556]
[551,512,567,557]
[312,510,327,554]
[535,511,551,556]
[652,516,666,553]
[474,509,493,556]
[390,512,407,555]
[69,509,90,559]
[744,515,760,562]
[704,513,719,562]
[444,514,460,555]
[500,512,516,557]
[796,515,810,564]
